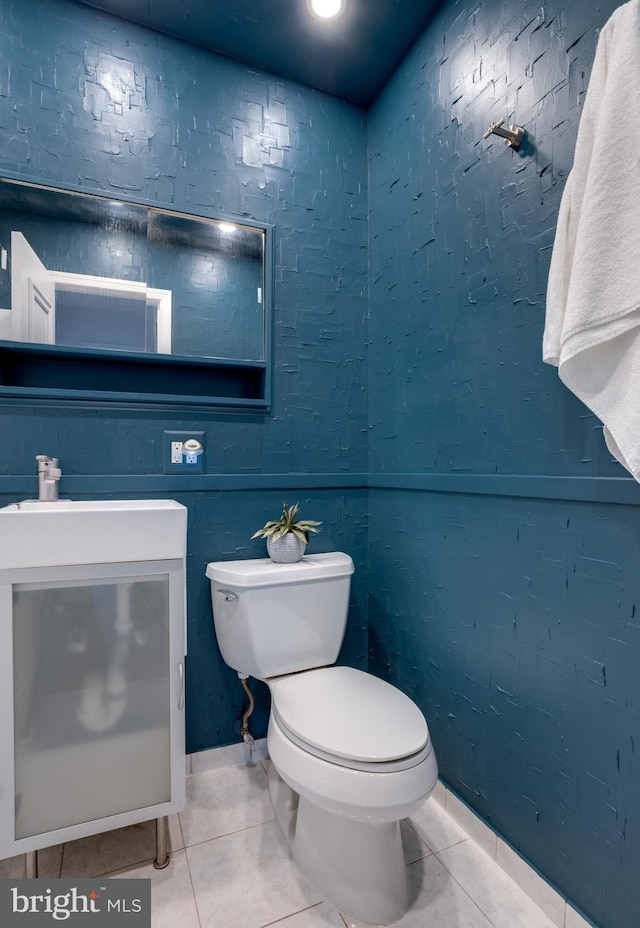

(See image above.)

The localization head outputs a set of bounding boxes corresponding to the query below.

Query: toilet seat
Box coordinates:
[270,666,431,773]
[274,715,431,772]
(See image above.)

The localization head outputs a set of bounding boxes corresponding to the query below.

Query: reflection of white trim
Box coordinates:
[51,271,147,295]
[146,288,172,354]
[0,308,12,339]
[50,271,172,354]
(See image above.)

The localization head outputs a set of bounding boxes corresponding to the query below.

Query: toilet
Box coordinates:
[205,552,438,925]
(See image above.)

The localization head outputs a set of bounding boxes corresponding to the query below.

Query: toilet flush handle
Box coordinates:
[217,589,238,602]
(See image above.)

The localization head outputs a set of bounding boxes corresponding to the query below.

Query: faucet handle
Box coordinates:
[36,455,61,478]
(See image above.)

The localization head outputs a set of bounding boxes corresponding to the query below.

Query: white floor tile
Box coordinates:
[186,821,322,928]
[37,845,64,877]
[406,795,469,854]
[342,854,494,928]
[400,819,431,865]
[110,848,200,928]
[437,840,559,928]
[268,902,347,927]
[61,816,182,878]
[167,813,185,852]
[179,763,273,847]
[0,845,62,879]
[0,853,28,879]
[3,756,583,928]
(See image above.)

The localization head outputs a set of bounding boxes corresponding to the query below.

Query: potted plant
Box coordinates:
[251,503,322,563]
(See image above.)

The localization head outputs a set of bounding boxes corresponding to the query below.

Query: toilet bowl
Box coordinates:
[206,553,439,924]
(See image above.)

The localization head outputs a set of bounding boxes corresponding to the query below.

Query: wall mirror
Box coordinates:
[0,176,272,410]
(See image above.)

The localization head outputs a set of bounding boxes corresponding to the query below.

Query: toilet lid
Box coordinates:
[270,666,429,764]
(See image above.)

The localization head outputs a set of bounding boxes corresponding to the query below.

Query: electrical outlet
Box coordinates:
[163,431,205,474]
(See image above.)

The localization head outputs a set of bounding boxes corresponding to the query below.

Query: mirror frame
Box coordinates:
[0,173,274,413]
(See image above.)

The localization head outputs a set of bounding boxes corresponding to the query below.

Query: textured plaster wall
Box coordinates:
[367,2,637,927]
[0,0,369,750]
[1,0,637,924]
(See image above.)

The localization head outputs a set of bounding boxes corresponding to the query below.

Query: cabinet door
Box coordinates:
[0,559,185,857]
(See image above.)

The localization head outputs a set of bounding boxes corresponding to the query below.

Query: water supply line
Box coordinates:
[238,673,256,765]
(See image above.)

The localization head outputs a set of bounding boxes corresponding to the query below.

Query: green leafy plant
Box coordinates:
[251,503,322,545]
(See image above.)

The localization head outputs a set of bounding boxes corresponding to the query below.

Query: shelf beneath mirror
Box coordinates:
[0,340,269,411]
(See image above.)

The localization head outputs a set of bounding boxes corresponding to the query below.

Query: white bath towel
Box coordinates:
[543,0,640,480]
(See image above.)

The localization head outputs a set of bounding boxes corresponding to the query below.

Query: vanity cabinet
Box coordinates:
[0,501,187,860]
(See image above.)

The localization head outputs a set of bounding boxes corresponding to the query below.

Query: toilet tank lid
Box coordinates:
[205,552,354,588]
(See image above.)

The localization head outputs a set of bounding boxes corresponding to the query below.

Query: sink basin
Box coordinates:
[0,499,187,570]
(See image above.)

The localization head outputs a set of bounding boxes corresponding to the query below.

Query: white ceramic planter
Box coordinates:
[267,533,306,563]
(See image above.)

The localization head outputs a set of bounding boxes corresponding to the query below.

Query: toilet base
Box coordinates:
[269,764,410,925]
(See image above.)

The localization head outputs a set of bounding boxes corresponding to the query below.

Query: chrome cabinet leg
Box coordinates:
[25,851,38,878]
[153,816,170,869]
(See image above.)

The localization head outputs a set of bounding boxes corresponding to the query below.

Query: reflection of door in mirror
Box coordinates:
[9,233,172,354]
[51,272,172,354]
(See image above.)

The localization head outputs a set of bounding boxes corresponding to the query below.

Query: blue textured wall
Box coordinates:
[0,0,369,749]
[2,0,638,924]
[368,2,637,927]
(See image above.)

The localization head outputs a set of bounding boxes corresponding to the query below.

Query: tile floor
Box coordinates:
[0,758,587,928]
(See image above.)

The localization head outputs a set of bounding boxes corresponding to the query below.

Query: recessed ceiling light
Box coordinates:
[308,0,346,21]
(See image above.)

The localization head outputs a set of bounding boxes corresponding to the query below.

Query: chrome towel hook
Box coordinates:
[482,119,526,151]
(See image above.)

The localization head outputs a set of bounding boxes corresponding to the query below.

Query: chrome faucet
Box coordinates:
[36,454,62,502]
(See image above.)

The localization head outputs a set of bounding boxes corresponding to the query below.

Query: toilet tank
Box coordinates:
[205,552,354,679]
